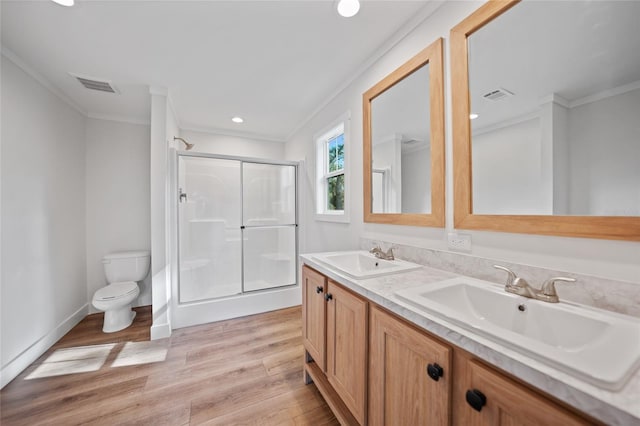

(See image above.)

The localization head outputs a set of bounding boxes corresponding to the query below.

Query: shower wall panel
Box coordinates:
[178,157,242,302]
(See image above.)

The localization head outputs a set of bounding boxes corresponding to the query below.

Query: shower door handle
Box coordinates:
[179,188,188,203]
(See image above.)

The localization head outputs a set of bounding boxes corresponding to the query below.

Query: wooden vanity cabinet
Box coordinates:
[302,266,368,425]
[453,355,595,426]
[369,306,451,426]
[326,280,368,424]
[303,265,601,426]
[302,265,327,371]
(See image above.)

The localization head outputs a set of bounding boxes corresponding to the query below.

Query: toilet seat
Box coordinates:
[94,281,138,301]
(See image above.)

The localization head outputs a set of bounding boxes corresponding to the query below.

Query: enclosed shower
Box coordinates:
[170,151,300,328]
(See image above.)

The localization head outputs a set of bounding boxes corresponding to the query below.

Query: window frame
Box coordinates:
[314,111,350,223]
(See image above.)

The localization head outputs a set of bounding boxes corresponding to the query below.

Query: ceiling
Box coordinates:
[371,62,430,149]
[1,0,432,141]
[468,0,640,132]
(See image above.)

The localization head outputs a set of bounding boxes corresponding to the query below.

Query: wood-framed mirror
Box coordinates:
[363,38,445,227]
[451,0,640,241]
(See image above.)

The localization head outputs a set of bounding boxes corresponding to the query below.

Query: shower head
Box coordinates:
[174,136,195,151]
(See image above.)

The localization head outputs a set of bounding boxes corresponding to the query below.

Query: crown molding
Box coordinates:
[1,45,87,116]
[285,0,445,141]
[3,0,447,146]
[2,46,155,126]
[569,79,640,109]
[475,79,640,136]
[539,93,570,108]
[86,112,150,126]
[312,110,350,142]
[472,110,540,137]
[180,123,286,144]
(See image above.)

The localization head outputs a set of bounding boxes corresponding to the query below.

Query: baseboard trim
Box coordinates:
[1,303,89,389]
[150,322,172,340]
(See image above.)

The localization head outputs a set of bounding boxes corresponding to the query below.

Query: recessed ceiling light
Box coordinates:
[51,0,74,6]
[469,113,479,120]
[232,117,244,123]
[337,0,360,18]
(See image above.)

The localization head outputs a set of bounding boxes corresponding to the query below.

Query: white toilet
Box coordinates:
[92,250,150,333]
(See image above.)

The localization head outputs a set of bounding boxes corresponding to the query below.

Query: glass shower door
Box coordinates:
[178,157,242,302]
[242,162,297,292]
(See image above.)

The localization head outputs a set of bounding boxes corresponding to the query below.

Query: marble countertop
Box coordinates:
[300,252,640,426]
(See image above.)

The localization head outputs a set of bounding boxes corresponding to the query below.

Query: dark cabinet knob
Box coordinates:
[426,363,444,381]
[466,389,487,412]
[316,286,323,294]
[325,293,333,301]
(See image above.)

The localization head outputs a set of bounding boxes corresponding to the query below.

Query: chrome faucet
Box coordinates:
[370,245,395,260]
[493,265,576,303]
[537,277,577,303]
[493,265,537,298]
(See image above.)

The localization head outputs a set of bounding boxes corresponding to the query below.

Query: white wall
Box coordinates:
[372,137,401,212]
[179,129,285,160]
[149,88,175,340]
[401,145,430,213]
[569,88,640,216]
[85,118,151,311]
[285,1,640,284]
[471,88,640,217]
[472,118,548,214]
[286,107,360,253]
[1,56,88,387]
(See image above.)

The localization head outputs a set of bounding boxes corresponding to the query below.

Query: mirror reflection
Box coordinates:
[468,0,640,216]
[371,64,431,214]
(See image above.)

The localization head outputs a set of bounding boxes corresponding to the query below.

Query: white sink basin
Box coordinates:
[395,277,640,390]
[311,251,421,279]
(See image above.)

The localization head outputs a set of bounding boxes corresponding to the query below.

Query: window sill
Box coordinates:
[315,213,350,224]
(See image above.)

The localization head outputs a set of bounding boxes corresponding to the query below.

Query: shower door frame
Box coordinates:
[171,150,300,329]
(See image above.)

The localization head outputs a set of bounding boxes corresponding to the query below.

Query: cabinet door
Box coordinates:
[326,280,368,425]
[460,360,588,426]
[369,306,451,426]
[302,266,327,371]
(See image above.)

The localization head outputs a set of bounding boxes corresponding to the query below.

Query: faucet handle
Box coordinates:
[493,265,517,286]
[539,277,576,301]
[385,247,395,260]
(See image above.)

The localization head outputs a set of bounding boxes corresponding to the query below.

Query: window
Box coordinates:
[315,113,350,222]
[325,133,345,211]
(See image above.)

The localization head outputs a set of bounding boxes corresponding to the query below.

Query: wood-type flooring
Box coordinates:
[0,306,337,425]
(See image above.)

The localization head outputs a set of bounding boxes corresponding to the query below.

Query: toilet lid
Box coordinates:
[94,281,138,301]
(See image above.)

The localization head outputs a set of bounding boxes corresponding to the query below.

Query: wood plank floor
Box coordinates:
[1,306,338,425]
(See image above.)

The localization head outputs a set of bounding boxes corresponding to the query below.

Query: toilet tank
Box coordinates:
[102,250,151,283]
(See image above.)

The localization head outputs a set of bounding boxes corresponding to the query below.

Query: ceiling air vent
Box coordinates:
[71,74,118,93]
[483,87,514,101]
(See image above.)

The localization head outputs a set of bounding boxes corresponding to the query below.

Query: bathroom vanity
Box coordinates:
[300,253,640,426]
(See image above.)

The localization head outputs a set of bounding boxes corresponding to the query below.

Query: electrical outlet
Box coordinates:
[448,233,472,252]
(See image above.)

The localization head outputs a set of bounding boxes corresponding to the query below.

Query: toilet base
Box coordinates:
[102,305,137,333]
